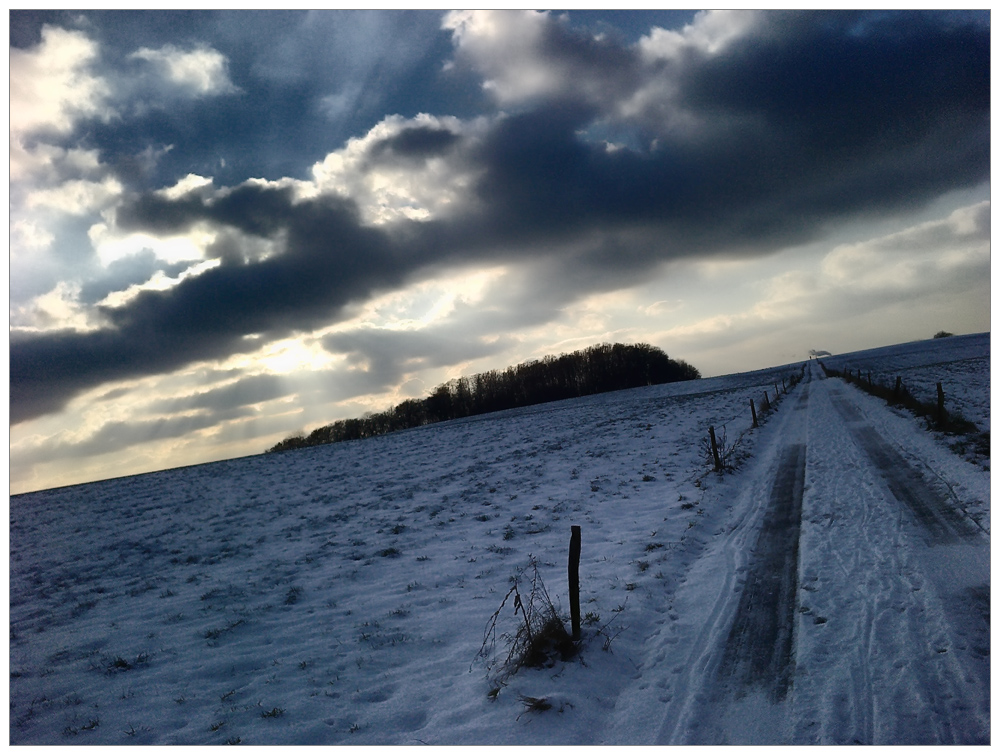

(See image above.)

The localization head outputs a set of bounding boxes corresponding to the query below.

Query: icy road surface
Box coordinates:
[10,344,989,745]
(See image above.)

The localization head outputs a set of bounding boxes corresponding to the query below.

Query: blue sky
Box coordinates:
[9,10,990,493]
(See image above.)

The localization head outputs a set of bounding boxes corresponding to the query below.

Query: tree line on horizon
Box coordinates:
[266,342,700,453]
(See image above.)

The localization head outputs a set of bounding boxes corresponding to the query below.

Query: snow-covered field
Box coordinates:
[821,332,991,433]
[9,334,990,745]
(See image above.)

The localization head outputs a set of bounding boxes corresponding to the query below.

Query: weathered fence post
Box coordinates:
[894,376,902,399]
[763,391,771,412]
[750,398,758,428]
[568,526,581,642]
[709,426,721,471]
[936,382,946,427]
[867,371,872,387]
[782,378,787,394]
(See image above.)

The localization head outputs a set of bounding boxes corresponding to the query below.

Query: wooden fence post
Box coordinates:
[936,383,946,427]
[568,526,581,642]
[750,398,758,428]
[763,391,771,411]
[894,376,902,399]
[782,378,787,394]
[709,426,721,471]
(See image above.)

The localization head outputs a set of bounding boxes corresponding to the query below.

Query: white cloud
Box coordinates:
[648,200,991,374]
[156,173,215,200]
[442,10,761,112]
[323,265,508,336]
[9,28,244,339]
[311,113,488,225]
[9,143,104,186]
[638,10,761,62]
[9,25,112,136]
[10,219,55,252]
[443,10,640,112]
[821,201,990,292]
[129,44,239,96]
[96,258,221,309]
[616,11,767,136]
[443,10,561,104]
[640,299,684,316]
[318,84,365,122]
[749,270,818,321]
[26,176,123,215]
[442,10,762,138]
[11,281,99,333]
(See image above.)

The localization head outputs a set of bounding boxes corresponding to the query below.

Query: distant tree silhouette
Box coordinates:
[933,331,954,339]
[267,342,700,453]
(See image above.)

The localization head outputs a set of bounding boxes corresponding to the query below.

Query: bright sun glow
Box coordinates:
[247,337,339,375]
[90,223,219,266]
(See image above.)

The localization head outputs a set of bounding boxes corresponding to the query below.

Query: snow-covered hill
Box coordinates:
[821,332,991,433]
[9,334,990,744]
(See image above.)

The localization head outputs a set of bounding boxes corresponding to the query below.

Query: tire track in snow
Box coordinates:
[716,441,806,702]
[829,389,980,543]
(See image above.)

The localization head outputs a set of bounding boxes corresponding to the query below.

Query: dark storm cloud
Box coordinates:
[119,182,303,238]
[468,12,988,243]
[370,126,461,160]
[674,11,989,161]
[10,11,989,425]
[11,190,419,424]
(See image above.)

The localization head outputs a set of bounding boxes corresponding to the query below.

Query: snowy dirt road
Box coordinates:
[650,362,989,745]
